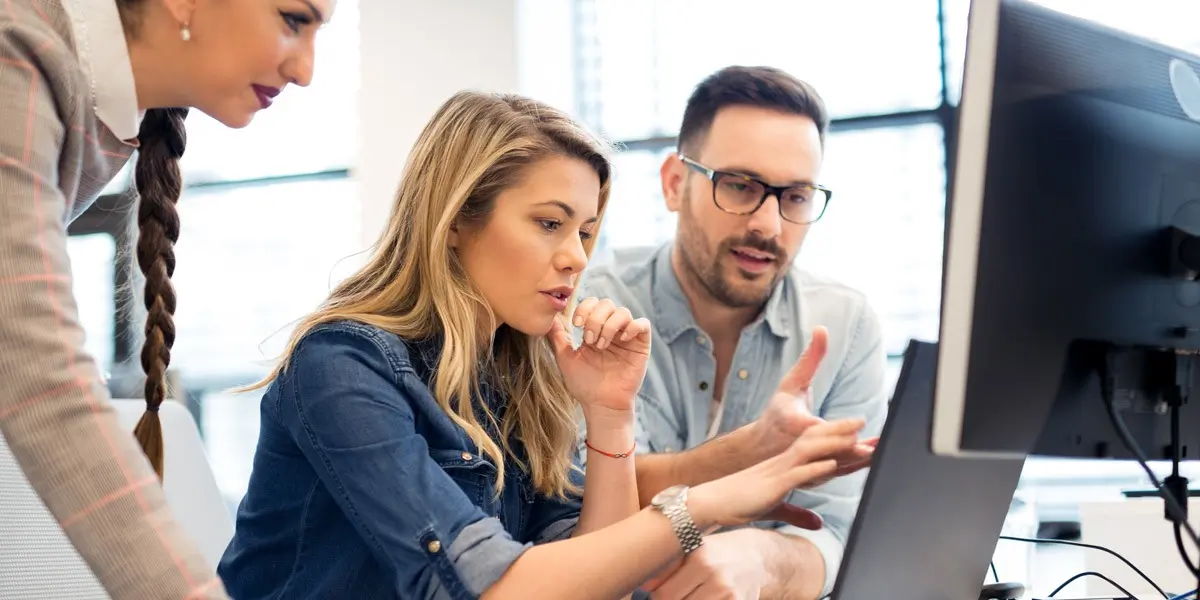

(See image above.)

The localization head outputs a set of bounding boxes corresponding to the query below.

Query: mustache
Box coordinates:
[723,235,785,260]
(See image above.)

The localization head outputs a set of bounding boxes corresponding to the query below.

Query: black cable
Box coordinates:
[990,560,999,583]
[1169,395,1200,581]
[1177,522,1200,583]
[1047,570,1138,598]
[1099,355,1200,582]
[998,535,1169,599]
[1172,397,1181,483]
[1167,397,1200,585]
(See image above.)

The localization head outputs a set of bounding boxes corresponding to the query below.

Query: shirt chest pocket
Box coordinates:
[429,448,500,513]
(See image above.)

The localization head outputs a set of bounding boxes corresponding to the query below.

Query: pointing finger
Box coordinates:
[776,326,828,401]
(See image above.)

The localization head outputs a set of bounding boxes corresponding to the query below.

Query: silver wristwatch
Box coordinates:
[650,484,704,554]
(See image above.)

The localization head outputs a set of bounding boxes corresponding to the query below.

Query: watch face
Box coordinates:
[652,484,686,507]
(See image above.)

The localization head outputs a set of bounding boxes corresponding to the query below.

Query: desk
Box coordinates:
[1080,498,1200,598]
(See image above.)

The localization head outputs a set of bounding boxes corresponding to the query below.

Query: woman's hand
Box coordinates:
[547,297,652,417]
[687,418,867,531]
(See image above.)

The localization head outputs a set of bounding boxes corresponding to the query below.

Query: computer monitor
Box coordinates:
[932,0,1200,461]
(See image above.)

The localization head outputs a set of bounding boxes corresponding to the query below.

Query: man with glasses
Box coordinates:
[578,66,887,599]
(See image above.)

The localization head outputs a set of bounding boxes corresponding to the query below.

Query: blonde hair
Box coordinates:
[245,91,612,498]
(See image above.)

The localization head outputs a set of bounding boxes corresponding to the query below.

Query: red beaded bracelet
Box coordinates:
[585,438,637,459]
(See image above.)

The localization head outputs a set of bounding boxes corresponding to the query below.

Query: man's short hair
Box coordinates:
[677,65,829,155]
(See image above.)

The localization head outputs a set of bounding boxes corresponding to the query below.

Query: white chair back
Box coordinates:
[0,399,232,599]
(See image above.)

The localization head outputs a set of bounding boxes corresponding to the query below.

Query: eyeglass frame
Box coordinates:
[677,154,833,225]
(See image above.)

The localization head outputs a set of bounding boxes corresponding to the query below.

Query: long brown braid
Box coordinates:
[131,107,188,480]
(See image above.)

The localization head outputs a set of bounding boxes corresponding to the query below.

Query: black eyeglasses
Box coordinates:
[679,155,832,225]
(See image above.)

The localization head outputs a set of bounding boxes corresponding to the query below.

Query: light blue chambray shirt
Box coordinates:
[577,243,888,598]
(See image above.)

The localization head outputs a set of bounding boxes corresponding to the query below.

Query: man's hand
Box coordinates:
[640,529,825,600]
[641,530,770,600]
[749,326,877,476]
[631,327,877,509]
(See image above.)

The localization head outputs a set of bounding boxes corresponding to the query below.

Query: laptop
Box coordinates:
[830,340,1028,600]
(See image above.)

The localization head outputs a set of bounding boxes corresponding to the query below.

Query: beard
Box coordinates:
[675,189,789,308]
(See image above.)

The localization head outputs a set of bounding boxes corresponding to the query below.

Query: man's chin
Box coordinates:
[719,269,776,304]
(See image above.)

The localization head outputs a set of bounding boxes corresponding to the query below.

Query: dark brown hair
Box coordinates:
[131,108,188,480]
[677,65,830,156]
[115,1,189,480]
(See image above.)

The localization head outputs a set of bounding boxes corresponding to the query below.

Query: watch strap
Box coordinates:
[658,492,703,554]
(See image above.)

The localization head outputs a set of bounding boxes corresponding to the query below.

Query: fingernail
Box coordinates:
[621,331,632,341]
[573,316,583,326]
[597,337,607,349]
[584,331,595,344]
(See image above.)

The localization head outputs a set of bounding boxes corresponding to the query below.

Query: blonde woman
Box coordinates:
[218,91,866,599]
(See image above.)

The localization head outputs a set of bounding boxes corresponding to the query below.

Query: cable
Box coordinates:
[990,560,999,583]
[998,535,1168,598]
[1178,522,1199,584]
[1167,377,1200,580]
[1167,589,1197,600]
[1047,570,1138,598]
[1100,354,1200,584]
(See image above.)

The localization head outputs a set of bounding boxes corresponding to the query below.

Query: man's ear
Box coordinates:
[661,153,685,214]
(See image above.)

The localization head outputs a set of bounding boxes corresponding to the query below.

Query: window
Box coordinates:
[578,0,945,140]
[66,234,117,375]
[171,177,364,381]
[596,148,675,254]
[201,387,262,505]
[804,124,946,355]
[167,176,363,503]
[941,0,970,106]
[100,162,132,197]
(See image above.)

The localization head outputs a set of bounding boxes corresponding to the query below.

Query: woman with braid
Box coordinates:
[0,0,335,598]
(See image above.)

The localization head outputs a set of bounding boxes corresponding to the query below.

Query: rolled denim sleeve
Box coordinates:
[522,453,585,544]
[771,303,889,598]
[275,327,530,600]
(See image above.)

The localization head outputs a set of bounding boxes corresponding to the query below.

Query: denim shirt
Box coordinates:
[218,321,582,600]
[579,243,888,598]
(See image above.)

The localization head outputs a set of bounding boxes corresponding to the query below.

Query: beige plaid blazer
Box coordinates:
[0,1,228,597]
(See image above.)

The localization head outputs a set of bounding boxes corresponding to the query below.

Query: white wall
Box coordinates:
[356,0,521,247]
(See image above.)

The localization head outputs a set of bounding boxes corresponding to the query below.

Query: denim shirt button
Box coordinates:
[461,452,473,461]
[427,540,442,553]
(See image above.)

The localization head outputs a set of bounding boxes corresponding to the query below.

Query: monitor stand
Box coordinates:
[980,581,1026,599]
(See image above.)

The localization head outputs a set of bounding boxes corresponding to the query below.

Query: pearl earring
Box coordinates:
[180,25,191,42]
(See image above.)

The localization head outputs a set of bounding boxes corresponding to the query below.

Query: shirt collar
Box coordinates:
[650,243,793,343]
[62,0,143,141]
